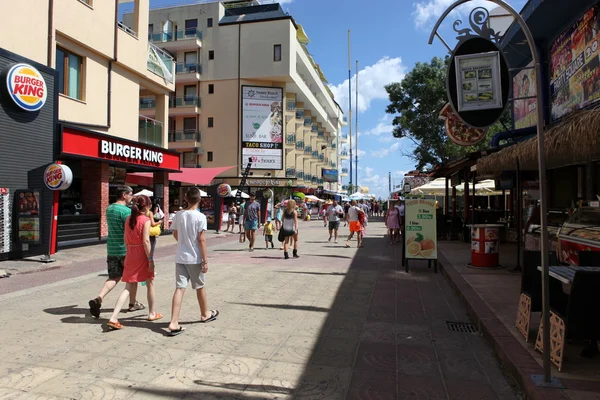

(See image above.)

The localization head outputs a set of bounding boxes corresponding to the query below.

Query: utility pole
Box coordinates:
[347,29,353,191]
[355,59,359,189]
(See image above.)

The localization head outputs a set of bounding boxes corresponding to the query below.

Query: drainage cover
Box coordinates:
[446,321,478,334]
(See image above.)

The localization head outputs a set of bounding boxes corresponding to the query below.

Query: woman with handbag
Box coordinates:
[281,199,299,259]
[107,195,162,329]
[147,201,164,258]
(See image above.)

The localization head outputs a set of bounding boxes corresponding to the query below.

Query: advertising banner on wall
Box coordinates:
[550,5,600,121]
[513,61,537,129]
[241,86,284,170]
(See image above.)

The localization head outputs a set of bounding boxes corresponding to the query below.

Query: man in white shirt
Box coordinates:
[326,200,344,243]
[167,187,218,336]
[345,200,364,248]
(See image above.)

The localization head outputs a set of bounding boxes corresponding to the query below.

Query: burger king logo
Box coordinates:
[6,63,47,112]
[44,164,73,191]
[217,183,232,198]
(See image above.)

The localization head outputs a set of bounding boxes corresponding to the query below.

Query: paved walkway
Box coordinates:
[0,219,519,399]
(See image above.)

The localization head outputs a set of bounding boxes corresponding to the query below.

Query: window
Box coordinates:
[183,117,196,133]
[207,18,213,28]
[185,19,197,36]
[78,0,92,6]
[208,84,214,94]
[148,24,154,35]
[208,117,214,128]
[56,47,83,100]
[182,152,196,167]
[208,50,214,60]
[208,151,213,162]
[184,85,196,101]
[274,44,282,62]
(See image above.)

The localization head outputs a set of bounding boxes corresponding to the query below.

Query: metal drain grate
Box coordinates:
[447,321,478,334]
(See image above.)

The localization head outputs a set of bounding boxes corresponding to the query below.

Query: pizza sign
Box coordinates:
[439,103,487,146]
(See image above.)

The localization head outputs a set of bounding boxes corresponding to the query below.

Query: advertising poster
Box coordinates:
[404,198,437,260]
[241,86,284,170]
[455,51,503,112]
[513,61,537,129]
[15,190,41,244]
[550,5,600,121]
[322,169,338,183]
[200,197,215,226]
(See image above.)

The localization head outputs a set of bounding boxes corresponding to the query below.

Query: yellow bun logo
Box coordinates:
[44,164,73,191]
[6,63,47,112]
[217,183,231,197]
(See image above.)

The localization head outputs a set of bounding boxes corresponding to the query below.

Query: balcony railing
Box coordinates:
[341,134,348,140]
[295,110,304,120]
[342,168,349,174]
[340,150,349,156]
[330,161,337,168]
[286,100,296,111]
[169,130,201,142]
[318,130,324,137]
[296,141,304,150]
[296,171,304,179]
[304,147,311,154]
[176,63,202,74]
[286,134,296,145]
[312,151,318,159]
[149,28,202,43]
[305,174,312,182]
[304,117,311,127]
[286,168,296,178]
[170,96,201,108]
[332,143,337,149]
[147,43,175,83]
[318,154,324,162]
[139,115,163,147]
[117,21,137,38]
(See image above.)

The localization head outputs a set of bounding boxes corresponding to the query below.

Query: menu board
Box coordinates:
[15,190,41,244]
[404,199,437,260]
[455,51,503,112]
[200,197,215,226]
[550,4,600,121]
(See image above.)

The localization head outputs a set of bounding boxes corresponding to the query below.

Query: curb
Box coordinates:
[437,252,568,400]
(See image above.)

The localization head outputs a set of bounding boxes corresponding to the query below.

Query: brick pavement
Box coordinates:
[0,219,519,399]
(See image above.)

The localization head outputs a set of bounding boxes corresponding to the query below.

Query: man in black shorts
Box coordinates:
[327,200,344,243]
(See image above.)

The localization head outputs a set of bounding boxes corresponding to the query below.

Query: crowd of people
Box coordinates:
[87,186,404,333]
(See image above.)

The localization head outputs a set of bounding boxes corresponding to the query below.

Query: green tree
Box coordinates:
[385,57,509,170]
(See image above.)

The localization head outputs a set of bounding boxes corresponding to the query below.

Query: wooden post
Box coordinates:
[452,186,457,218]
[445,177,450,216]
[463,169,469,222]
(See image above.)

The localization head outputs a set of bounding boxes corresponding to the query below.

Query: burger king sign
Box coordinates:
[6,63,47,112]
[44,164,73,191]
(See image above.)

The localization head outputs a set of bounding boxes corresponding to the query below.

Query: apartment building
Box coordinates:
[126,0,344,192]
[1,0,178,248]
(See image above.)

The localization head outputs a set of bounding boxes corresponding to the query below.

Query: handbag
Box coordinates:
[149,223,161,237]
[154,205,165,221]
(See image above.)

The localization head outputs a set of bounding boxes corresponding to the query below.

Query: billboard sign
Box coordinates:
[322,168,338,182]
[550,5,600,121]
[241,86,283,170]
[513,61,537,129]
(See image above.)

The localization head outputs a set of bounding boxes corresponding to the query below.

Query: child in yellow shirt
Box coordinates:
[263,218,274,249]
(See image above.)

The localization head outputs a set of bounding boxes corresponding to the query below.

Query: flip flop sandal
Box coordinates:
[89,299,101,319]
[147,313,163,321]
[168,327,185,336]
[200,310,219,323]
[128,301,146,312]
[107,321,123,330]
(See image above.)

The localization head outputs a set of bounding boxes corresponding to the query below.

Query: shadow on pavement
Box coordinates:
[231,302,329,313]
[277,271,346,276]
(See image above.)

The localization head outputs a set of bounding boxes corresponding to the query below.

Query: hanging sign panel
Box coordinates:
[455,51,503,112]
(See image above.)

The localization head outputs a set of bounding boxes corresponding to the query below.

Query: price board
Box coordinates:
[404,198,437,260]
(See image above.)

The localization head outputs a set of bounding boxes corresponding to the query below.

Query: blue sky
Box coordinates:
[134,0,527,198]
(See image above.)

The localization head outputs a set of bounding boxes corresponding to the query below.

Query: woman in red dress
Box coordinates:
[107,195,161,330]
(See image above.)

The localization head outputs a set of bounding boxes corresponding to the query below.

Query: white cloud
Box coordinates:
[378,136,396,143]
[278,0,294,3]
[365,167,375,177]
[357,149,367,158]
[371,142,401,158]
[329,57,406,114]
[413,0,525,29]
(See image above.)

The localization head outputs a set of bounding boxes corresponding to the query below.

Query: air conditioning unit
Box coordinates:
[193,147,204,155]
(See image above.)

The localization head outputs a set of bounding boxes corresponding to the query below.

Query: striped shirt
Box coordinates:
[106,203,131,256]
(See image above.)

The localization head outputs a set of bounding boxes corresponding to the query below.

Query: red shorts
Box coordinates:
[349,221,361,233]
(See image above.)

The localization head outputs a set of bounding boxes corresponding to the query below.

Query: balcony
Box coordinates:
[304,146,312,155]
[318,154,324,162]
[148,29,202,52]
[304,117,311,127]
[330,161,337,168]
[311,151,318,159]
[332,143,337,149]
[295,110,304,120]
[342,167,349,174]
[169,96,201,116]
[168,130,201,151]
[305,174,312,182]
[139,116,163,148]
[296,171,304,179]
[286,134,296,145]
[147,43,175,84]
[296,141,304,150]
[175,62,202,84]
[286,100,296,112]
[286,168,296,178]
[341,134,349,142]
[140,97,156,109]
[340,150,349,159]
[318,130,324,137]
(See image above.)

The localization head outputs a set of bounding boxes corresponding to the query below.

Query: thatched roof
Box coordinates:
[477,110,600,174]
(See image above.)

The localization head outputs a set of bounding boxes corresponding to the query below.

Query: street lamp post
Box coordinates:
[428,0,557,386]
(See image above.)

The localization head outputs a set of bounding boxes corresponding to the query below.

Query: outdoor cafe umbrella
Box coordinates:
[134,189,153,197]
[230,189,249,199]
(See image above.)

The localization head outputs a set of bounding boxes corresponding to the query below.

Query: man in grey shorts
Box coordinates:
[167,187,219,336]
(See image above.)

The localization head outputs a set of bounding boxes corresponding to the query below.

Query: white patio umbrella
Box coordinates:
[134,189,153,197]
[230,189,249,199]
[199,189,209,197]
[305,195,324,202]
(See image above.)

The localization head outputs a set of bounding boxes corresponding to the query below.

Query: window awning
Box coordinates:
[126,166,236,187]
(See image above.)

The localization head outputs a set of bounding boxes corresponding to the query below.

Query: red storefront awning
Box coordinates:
[126,166,236,187]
